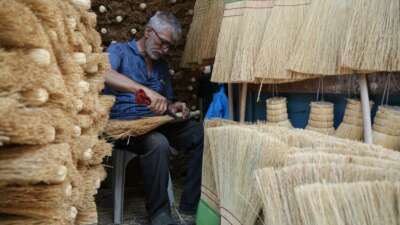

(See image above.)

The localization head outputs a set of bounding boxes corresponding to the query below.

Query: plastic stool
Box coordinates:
[112,148,175,225]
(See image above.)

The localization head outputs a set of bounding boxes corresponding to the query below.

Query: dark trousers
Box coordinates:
[117,119,204,218]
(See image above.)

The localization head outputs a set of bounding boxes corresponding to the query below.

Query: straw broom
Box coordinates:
[0,0,51,49]
[199,0,225,64]
[295,182,398,225]
[68,135,98,163]
[266,97,293,128]
[254,0,315,82]
[255,163,400,225]
[341,0,400,72]
[181,0,209,67]
[211,0,245,83]
[286,152,400,171]
[105,116,174,139]
[288,0,354,76]
[90,139,113,166]
[335,99,366,140]
[0,183,75,221]
[306,101,335,135]
[201,120,238,213]
[207,126,285,225]
[0,143,72,187]
[230,0,274,83]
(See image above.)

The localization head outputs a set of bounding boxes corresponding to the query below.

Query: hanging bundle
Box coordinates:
[306,101,335,135]
[211,0,245,83]
[266,97,293,128]
[335,98,365,140]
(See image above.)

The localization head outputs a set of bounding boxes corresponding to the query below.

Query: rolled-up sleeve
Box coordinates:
[107,44,123,71]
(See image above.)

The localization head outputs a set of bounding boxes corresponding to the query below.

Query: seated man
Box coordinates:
[103,11,203,225]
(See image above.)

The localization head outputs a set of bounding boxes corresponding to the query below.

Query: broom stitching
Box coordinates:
[200,189,220,206]
[201,184,219,199]
[220,207,245,225]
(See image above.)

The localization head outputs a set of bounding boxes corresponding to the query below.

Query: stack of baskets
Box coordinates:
[372,106,400,151]
[306,101,335,135]
[266,97,293,128]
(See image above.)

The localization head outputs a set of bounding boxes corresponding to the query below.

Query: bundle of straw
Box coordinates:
[207,126,285,225]
[254,0,315,83]
[306,101,335,135]
[105,115,174,139]
[335,98,364,140]
[288,0,354,76]
[181,0,209,67]
[211,0,245,83]
[372,105,400,150]
[266,97,293,128]
[255,163,400,225]
[0,144,72,187]
[230,0,274,83]
[295,182,398,225]
[90,139,113,166]
[199,0,225,64]
[341,0,400,72]
[0,215,73,225]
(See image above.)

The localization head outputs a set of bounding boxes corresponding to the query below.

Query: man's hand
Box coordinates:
[168,102,189,119]
[142,88,168,115]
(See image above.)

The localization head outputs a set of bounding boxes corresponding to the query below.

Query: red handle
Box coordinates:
[135,89,151,105]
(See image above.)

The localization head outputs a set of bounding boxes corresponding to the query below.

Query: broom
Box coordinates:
[341,0,400,72]
[254,0,315,83]
[288,0,354,76]
[0,183,75,221]
[207,125,285,225]
[335,98,364,140]
[372,105,400,150]
[295,182,398,225]
[199,0,225,64]
[306,101,335,135]
[181,0,209,67]
[255,163,400,225]
[0,143,72,187]
[286,152,400,171]
[230,0,274,83]
[90,139,113,166]
[68,135,98,163]
[211,0,245,83]
[266,97,293,128]
[0,215,73,225]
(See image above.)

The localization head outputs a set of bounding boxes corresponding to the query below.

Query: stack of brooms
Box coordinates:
[306,101,335,135]
[266,97,293,128]
[372,105,400,151]
[0,0,114,224]
[205,123,400,225]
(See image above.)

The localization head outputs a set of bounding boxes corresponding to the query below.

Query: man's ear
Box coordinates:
[144,27,152,38]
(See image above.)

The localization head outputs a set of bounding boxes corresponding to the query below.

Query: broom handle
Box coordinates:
[228,83,234,120]
[239,83,248,123]
[359,74,373,144]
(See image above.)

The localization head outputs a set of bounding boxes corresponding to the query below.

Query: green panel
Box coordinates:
[196,199,220,225]
[224,0,244,4]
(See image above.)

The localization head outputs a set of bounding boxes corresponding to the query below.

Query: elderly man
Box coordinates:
[103,11,203,225]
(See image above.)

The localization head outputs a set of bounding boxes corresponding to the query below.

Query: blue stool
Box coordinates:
[112,148,175,225]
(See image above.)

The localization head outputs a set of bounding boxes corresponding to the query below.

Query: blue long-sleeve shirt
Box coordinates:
[103,40,174,120]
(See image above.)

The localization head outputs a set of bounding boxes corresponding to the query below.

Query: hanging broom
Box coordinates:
[288,0,354,76]
[230,0,274,83]
[373,105,400,150]
[255,163,400,225]
[207,126,285,225]
[335,98,364,140]
[211,0,245,83]
[306,101,335,135]
[266,97,293,128]
[254,0,315,83]
[295,182,398,225]
[199,0,225,64]
[0,143,72,187]
[181,0,209,67]
[341,0,400,72]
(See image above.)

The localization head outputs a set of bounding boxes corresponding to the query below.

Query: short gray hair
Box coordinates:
[147,11,182,43]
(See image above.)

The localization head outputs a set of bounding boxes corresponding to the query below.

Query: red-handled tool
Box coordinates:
[135,89,152,105]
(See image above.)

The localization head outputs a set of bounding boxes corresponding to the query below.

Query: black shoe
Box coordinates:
[150,210,177,225]
[177,211,196,225]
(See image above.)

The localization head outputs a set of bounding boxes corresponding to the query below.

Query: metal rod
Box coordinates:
[359,74,373,144]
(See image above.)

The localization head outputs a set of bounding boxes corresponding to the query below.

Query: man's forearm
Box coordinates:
[105,69,146,93]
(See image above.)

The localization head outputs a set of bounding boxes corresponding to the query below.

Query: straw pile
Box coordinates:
[306,101,335,135]
[372,105,400,151]
[0,0,113,224]
[295,182,399,225]
[335,98,366,140]
[181,0,224,67]
[266,97,293,128]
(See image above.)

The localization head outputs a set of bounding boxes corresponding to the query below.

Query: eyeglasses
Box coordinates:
[151,28,173,51]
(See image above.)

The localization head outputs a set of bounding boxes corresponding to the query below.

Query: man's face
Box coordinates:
[144,27,174,60]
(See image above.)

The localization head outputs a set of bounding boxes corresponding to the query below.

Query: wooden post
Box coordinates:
[228,83,234,120]
[239,83,248,123]
[359,74,373,144]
